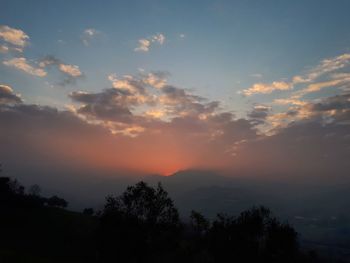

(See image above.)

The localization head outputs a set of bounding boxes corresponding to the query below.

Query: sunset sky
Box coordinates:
[1,0,350,181]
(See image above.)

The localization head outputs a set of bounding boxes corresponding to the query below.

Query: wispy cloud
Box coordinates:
[3,57,47,77]
[81,28,99,46]
[241,81,292,96]
[293,53,350,84]
[3,54,83,85]
[0,45,10,53]
[241,53,350,137]
[0,25,29,53]
[58,64,82,77]
[150,33,165,45]
[135,39,151,52]
[134,33,165,52]
[39,55,83,85]
[241,53,350,97]
[141,71,168,89]
[267,92,350,131]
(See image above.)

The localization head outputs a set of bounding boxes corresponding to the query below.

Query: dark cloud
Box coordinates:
[232,93,350,182]
[69,89,134,123]
[160,85,221,117]
[310,94,350,113]
[162,85,203,102]
[238,119,350,182]
[69,75,223,129]
[248,105,270,120]
[247,105,270,125]
[0,85,22,104]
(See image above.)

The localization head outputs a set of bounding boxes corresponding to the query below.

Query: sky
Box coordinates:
[1,0,350,185]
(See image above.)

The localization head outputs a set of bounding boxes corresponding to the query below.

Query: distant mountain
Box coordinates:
[145,170,265,218]
[144,169,350,220]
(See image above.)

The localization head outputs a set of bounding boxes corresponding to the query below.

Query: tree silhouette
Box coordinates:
[103,181,179,225]
[190,210,210,235]
[46,195,68,208]
[28,184,41,196]
[98,181,181,263]
[0,171,319,263]
[208,206,298,262]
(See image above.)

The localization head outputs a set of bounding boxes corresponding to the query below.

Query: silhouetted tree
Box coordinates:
[28,184,41,196]
[46,195,68,208]
[186,211,212,262]
[83,207,94,216]
[98,181,181,263]
[9,178,25,195]
[264,218,298,262]
[190,210,210,235]
[208,206,298,262]
[0,176,11,195]
[0,169,319,263]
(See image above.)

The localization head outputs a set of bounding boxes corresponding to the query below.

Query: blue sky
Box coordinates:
[2,0,350,116]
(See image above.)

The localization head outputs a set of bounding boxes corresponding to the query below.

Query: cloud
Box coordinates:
[266,92,350,132]
[269,57,350,110]
[81,28,99,46]
[241,53,350,97]
[69,89,134,124]
[69,73,164,133]
[68,71,256,142]
[134,33,166,52]
[58,64,82,77]
[243,53,350,135]
[1,80,349,188]
[0,84,22,104]
[159,85,220,118]
[39,55,83,85]
[247,105,270,120]
[108,74,148,95]
[179,34,185,39]
[135,39,151,52]
[141,71,168,89]
[293,74,350,99]
[293,53,350,83]
[0,25,29,51]
[39,55,82,76]
[151,33,165,45]
[3,57,47,77]
[0,87,258,177]
[69,73,161,135]
[0,45,9,53]
[144,109,167,119]
[233,116,350,182]
[273,98,306,106]
[241,81,292,96]
[3,55,83,85]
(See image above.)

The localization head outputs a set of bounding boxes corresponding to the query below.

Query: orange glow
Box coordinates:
[32,125,233,177]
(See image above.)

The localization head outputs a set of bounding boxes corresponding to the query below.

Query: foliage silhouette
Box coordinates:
[28,184,41,196]
[46,195,68,208]
[98,181,181,263]
[83,207,95,216]
[0,168,321,263]
[208,206,298,262]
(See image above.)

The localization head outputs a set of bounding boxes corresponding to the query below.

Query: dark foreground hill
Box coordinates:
[0,175,324,263]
